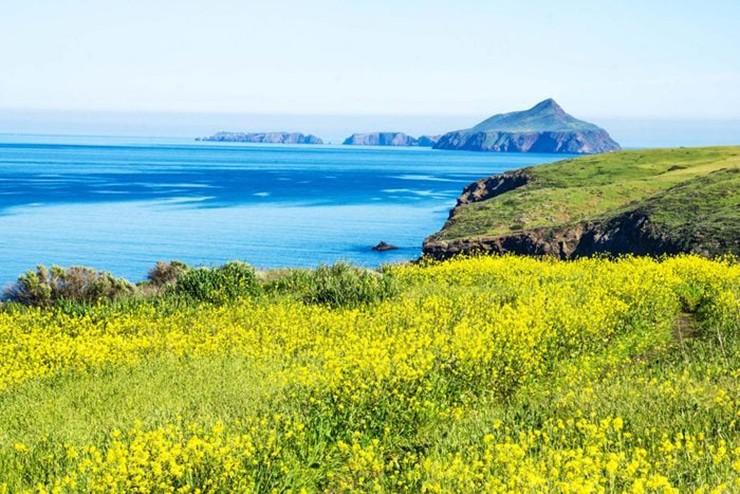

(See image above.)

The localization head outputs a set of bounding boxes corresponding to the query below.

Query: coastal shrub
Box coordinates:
[172,261,261,303]
[268,261,398,308]
[147,260,191,288]
[2,265,135,307]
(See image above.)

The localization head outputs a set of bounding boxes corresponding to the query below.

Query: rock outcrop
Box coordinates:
[434,99,620,154]
[197,132,324,144]
[452,170,532,211]
[372,241,399,252]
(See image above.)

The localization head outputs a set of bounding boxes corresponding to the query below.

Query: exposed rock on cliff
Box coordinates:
[424,210,689,260]
[452,170,532,210]
[434,99,620,154]
[197,132,324,144]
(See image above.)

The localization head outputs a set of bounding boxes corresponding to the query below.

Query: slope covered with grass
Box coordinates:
[426,146,739,258]
[0,256,738,493]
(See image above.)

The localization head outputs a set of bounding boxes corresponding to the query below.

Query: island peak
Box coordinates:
[435,100,620,154]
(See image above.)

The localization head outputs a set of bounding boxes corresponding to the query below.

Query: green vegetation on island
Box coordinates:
[425,146,740,259]
[434,99,621,154]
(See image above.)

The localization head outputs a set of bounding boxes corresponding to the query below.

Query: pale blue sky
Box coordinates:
[1,0,739,121]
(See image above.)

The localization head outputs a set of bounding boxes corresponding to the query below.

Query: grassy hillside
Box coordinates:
[0,256,739,492]
[432,146,740,250]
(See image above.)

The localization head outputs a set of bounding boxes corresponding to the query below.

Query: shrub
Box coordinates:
[3,265,135,307]
[172,261,261,304]
[268,262,398,308]
[147,260,191,288]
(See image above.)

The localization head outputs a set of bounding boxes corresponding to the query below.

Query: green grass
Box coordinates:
[0,355,279,447]
[433,146,740,245]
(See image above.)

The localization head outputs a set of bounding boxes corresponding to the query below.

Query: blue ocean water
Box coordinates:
[0,135,568,285]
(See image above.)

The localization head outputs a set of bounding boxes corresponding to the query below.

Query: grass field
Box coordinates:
[0,255,738,492]
[432,146,740,245]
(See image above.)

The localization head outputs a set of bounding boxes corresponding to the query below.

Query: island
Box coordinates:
[342,132,441,147]
[423,146,740,259]
[417,135,441,147]
[343,132,417,146]
[197,132,324,144]
[434,98,620,154]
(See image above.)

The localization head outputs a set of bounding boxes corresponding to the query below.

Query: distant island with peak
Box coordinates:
[342,132,441,147]
[195,100,621,154]
[434,99,621,154]
[197,132,324,144]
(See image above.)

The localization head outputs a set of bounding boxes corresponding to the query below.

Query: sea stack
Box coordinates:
[434,99,620,154]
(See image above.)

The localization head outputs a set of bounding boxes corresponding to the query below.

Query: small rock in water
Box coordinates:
[372,241,399,252]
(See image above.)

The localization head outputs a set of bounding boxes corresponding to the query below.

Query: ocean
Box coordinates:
[0,135,568,285]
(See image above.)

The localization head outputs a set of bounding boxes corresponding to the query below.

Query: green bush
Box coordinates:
[267,262,397,308]
[2,265,135,307]
[172,261,261,304]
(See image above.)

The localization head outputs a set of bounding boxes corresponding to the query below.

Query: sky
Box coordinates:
[1,0,739,141]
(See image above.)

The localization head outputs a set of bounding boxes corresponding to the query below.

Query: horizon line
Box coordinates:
[2,106,740,122]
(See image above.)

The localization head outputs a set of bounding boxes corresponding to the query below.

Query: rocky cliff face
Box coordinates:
[197,132,323,144]
[342,132,419,146]
[423,211,690,261]
[434,99,620,154]
[451,169,531,210]
[434,129,620,154]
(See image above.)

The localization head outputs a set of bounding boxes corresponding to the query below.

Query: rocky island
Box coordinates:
[342,132,440,147]
[434,99,620,154]
[197,132,324,144]
[423,146,739,259]
[417,135,441,147]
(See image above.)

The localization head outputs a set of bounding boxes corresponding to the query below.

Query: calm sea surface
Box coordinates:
[0,135,569,285]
